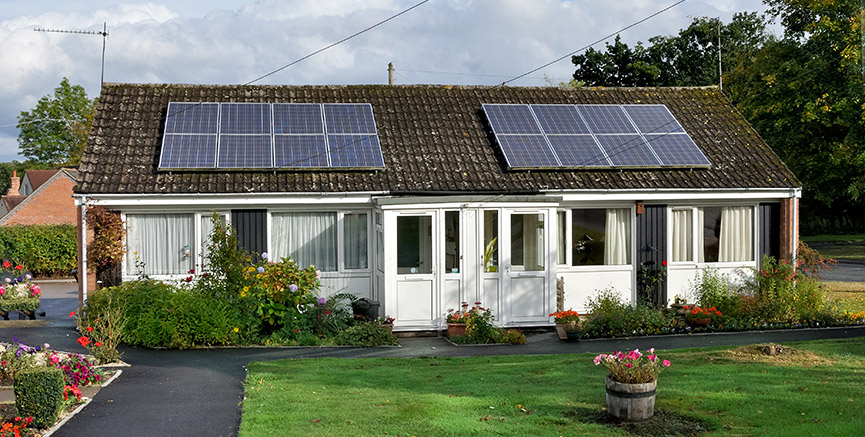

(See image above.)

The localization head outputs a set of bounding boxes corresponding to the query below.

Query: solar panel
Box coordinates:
[597,135,661,167]
[220,103,271,134]
[323,104,377,134]
[496,135,559,168]
[576,105,637,134]
[482,104,542,135]
[623,105,685,134]
[328,135,386,168]
[547,135,609,167]
[644,134,710,166]
[274,135,329,167]
[164,103,219,134]
[217,135,273,168]
[273,103,324,134]
[531,105,590,134]
[159,134,217,168]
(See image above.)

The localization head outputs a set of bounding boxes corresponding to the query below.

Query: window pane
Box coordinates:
[199,213,226,271]
[397,216,432,274]
[719,206,753,262]
[511,213,544,271]
[344,213,368,269]
[483,210,499,272]
[376,229,384,273]
[604,208,631,265]
[271,212,337,271]
[572,209,605,265]
[557,211,566,265]
[701,207,722,262]
[671,209,693,262]
[444,211,460,272]
[126,214,194,275]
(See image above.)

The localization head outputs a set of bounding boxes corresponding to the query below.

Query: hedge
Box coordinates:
[14,366,65,429]
[0,225,77,277]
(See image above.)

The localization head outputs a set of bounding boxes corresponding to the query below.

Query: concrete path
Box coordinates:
[2,280,865,436]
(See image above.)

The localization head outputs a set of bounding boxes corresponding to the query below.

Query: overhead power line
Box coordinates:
[501,0,688,86]
[244,0,430,85]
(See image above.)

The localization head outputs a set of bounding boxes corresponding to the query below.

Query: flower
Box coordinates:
[24,273,31,280]
[315,270,322,279]
[662,360,671,367]
[289,284,298,293]
[317,297,326,306]
[94,341,102,347]
[15,265,22,271]
[662,260,668,267]
[233,327,239,333]
[77,336,91,347]
[2,261,10,268]
[240,291,247,297]
[593,347,670,384]
[261,252,268,260]
[549,310,580,325]
[69,311,76,318]
[188,268,195,274]
[86,326,94,332]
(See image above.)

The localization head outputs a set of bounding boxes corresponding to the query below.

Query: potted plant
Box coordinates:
[483,237,498,273]
[593,348,671,421]
[445,302,470,338]
[669,294,687,312]
[549,310,581,340]
[380,316,395,334]
[0,265,41,320]
[682,305,722,326]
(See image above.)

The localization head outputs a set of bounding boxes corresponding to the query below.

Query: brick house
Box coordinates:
[0,168,78,226]
[75,83,800,330]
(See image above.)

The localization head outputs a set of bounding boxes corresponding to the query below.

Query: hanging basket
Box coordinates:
[605,375,656,421]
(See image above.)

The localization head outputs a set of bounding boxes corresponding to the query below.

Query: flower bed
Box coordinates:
[0,264,41,319]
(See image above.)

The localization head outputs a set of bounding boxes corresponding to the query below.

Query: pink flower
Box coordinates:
[315,269,322,279]
[625,363,633,368]
[662,360,671,367]
[593,354,606,365]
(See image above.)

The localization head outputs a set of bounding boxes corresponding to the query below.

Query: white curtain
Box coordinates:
[671,209,692,262]
[271,212,337,271]
[344,213,368,269]
[125,214,194,275]
[697,208,705,263]
[199,214,226,271]
[719,206,753,262]
[604,208,631,265]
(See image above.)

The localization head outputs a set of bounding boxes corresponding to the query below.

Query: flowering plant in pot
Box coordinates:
[549,310,581,340]
[593,348,670,421]
[0,263,41,320]
[682,305,722,325]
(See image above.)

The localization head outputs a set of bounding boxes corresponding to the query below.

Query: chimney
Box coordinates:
[7,171,20,196]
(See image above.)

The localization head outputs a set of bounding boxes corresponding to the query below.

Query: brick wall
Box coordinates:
[3,175,77,226]
[779,197,799,261]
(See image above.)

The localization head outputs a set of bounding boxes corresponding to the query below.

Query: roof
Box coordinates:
[78,83,800,195]
[0,168,78,226]
[2,195,26,213]
[23,169,60,191]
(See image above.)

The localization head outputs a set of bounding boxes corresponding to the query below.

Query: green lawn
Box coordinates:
[801,234,865,262]
[801,234,865,243]
[240,338,865,436]
[826,281,865,313]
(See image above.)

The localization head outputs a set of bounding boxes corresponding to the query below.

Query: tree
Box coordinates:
[571,36,659,86]
[0,161,53,194]
[17,78,96,165]
[728,0,864,233]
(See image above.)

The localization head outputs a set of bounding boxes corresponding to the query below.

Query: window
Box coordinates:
[444,211,460,273]
[344,213,368,269]
[557,211,566,265]
[672,206,753,263]
[571,208,631,266]
[125,213,194,275]
[397,216,432,274]
[511,213,544,271]
[271,212,337,271]
[483,210,499,272]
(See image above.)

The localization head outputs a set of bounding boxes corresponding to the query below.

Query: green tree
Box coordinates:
[728,0,864,233]
[0,161,53,194]
[17,78,96,165]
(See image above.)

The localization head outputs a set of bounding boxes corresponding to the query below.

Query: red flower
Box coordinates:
[15,265,22,270]
[2,261,10,268]
[188,268,195,274]
[77,336,91,347]
[662,260,668,267]
[95,341,102,347]
[86,326,94,332]
[185,276,193,282]
[69,311,76,318]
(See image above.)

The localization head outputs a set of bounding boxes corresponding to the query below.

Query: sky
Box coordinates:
[0,0,776,162]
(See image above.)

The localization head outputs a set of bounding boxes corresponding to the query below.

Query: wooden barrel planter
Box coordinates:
[605,375,656,421]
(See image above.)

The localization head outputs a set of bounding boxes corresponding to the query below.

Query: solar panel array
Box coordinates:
[159,102,385,170]
[482,104,710,169]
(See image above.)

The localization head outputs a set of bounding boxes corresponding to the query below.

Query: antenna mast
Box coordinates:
[35,22,109,87]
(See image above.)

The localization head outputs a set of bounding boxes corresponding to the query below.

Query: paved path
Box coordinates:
[2,280,864,436]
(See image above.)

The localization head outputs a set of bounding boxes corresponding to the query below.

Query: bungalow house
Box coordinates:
[1,168,79,226]
[75,83,800,331]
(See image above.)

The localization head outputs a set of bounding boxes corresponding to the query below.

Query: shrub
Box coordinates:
[14,366,65,429]
[498,329,527,345]
[796,241,838,280]
[0,225,77,277]
[744,255,828,323]
[75,288,127,363]
[334,321,399,346]
[692,268,741,316]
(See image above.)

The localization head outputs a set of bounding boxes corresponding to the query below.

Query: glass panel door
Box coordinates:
[397,215,432,274]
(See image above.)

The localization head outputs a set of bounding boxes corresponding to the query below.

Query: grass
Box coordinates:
[825,281,865,313]
[240,338,865,436]
[801,235,865,261]
[801,234,865,243]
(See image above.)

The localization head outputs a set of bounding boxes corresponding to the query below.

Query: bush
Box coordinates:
[76,288,127,363]
[0,225,77,277]
[583,288,678,338]
[14,366,65,429]
[692,268,741,317]
[743,255,828,323]
[334,321,399,346]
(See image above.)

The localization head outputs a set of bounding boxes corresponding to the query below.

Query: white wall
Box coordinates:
[559,268,633,313]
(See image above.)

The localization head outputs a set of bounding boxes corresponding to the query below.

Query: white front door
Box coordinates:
[503,210,553,324]
[393,212,438,329]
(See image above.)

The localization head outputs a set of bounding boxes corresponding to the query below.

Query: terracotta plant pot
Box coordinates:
[555,322,577,340]
[447,322,466,338]
[688,317,711,326]
[605,375,656,421]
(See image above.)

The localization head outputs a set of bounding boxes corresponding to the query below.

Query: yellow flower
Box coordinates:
[240,291,247,297]
[243,286,249,292]
[233,327,239,333]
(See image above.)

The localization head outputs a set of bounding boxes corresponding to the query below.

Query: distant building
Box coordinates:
[0,168,78,226]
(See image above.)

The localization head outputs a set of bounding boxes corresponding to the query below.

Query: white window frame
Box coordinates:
[668,204,757,266]
[558,205,636,271]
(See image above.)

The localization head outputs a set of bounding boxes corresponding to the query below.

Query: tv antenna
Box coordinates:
[34,22,108,87]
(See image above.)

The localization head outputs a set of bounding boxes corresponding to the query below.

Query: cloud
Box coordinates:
[0,0,770,160]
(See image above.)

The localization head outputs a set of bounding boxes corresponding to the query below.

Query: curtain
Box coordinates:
[271,212,337,271]
[697,208,705,263]
[671,209,692,262]
[125,214,194,275]
[719,206,753,262]
[199,214,226,271]
[603,208,631,265]
[344,213,368,269]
